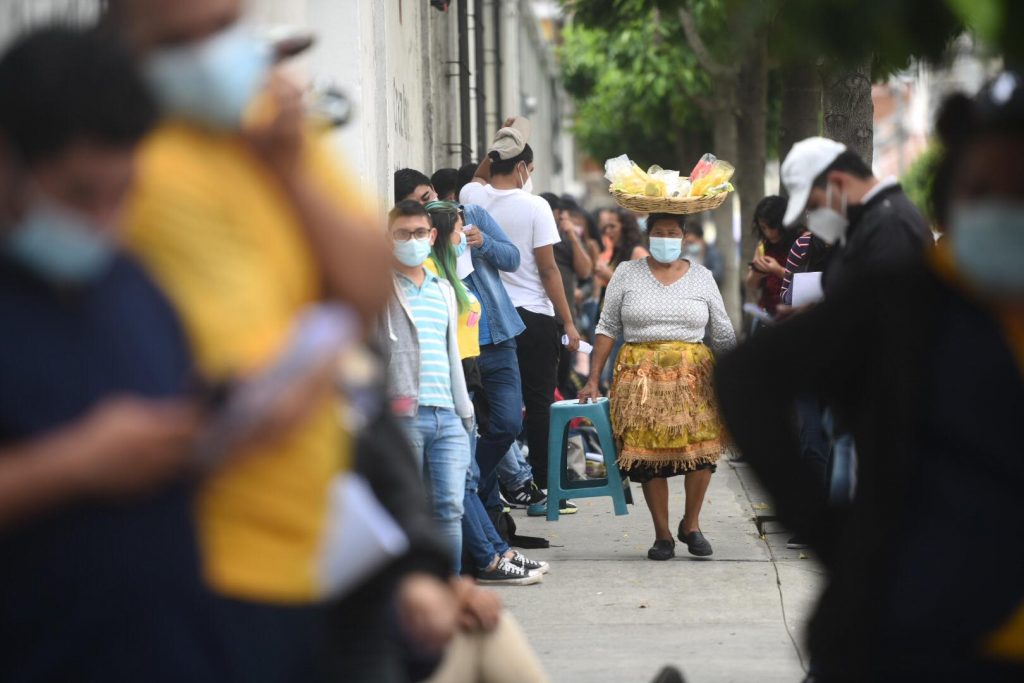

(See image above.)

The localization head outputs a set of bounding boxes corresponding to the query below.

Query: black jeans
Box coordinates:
[515,307,559,481]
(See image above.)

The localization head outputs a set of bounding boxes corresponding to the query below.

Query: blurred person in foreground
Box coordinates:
[715,74,1024,681]
[0,28,225,681]
[579,213,736,560]
[103,0,392,679]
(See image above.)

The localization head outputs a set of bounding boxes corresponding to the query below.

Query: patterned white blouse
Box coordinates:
[595,258,737,354]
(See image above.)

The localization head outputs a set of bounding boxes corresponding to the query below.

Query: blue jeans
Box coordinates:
[795,395,831,493]
[496,441,533,491]
[475,340,523,507]
[402,406,471,573]
[822,409,857,505]
[463,455,510,571]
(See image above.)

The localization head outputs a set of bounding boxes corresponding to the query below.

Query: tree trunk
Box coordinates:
[778,61,822,188]
[735,33,768,303]
[710,103,741,331]
[822,58,874,164]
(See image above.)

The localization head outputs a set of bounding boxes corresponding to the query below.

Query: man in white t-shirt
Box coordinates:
[460,117,580,491]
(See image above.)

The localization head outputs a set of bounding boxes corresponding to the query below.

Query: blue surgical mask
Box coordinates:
[950,200,1024,297]
[5,196,115,284]
[143,24,271,130]
[394,237,433,267]
[453,232,467,257]
[649,237,682,264]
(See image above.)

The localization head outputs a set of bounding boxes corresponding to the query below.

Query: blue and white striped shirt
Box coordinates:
[398,271,454,409]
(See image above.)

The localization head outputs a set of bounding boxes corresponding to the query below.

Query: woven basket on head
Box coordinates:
[611,190,729,215]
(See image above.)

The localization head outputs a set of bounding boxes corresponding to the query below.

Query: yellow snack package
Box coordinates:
[689,160,735,197]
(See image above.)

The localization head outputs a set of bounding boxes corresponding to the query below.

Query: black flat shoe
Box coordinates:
[677,521,713,557]
[647,539,676,561]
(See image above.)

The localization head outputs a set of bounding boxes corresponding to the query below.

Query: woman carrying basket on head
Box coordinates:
[577,212,736,561]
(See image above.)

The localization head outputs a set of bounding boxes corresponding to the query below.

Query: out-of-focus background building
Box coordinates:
[0,0,578,208]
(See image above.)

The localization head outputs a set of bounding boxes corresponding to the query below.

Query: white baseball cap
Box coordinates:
[781,137,847,226]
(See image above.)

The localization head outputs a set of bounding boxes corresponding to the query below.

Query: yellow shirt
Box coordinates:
[124,120,369,603]
[425,257,481,359]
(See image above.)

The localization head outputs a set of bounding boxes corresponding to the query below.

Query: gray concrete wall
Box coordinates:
[0,0,576,207]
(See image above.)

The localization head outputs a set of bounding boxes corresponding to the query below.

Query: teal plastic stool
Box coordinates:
[546,398,629,521]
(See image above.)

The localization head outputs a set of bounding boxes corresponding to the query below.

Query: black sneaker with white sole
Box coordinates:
[505,481,547,509]
[476,558,542,586]
[505,550,549,575]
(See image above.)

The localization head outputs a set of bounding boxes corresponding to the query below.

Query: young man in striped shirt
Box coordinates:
[381,201,475,572]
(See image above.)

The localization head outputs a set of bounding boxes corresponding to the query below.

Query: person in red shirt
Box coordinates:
[745,196,798,321]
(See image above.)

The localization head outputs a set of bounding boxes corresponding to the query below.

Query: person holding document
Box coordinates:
[715,74,1024,680]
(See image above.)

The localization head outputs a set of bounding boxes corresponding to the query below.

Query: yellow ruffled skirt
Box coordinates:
[609,341,727,479]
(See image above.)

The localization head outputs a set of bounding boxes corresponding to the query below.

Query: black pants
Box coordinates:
[515,307,559,481]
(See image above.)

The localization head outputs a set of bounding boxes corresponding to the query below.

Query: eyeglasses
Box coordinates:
[393,228,432,242]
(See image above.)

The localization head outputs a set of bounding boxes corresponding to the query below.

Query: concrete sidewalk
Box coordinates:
[499,460,822,683]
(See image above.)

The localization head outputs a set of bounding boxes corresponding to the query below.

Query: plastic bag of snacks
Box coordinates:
[690,159,735,197]
[604,154,650,195]
[606,153,733,198]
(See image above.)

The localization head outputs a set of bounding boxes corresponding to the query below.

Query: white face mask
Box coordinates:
[950,200,1024,298]
[806,182,849,245]
[518,164,534,194]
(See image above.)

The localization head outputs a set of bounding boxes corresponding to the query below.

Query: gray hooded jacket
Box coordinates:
[379,272,474,426]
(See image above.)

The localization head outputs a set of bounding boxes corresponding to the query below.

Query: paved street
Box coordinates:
[501,459,823,683]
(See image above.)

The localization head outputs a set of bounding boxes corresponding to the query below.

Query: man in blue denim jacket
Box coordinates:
[395,170,540,508]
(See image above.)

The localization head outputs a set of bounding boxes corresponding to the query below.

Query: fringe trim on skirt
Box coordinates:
[609,341,728,475]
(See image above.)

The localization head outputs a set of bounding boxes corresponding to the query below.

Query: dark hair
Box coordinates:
[560,193,584,215]
[394,168,432,204]
[647,213,686,234]
[931,73,1024,228]
[812,150,873,188]
[0,27,157,165]
[685,223,705,239]
[388,199,430,227]
[751,196,787,236]
[489,144,533,176]
[430,168,459,200]
[599,207,646,266]
[539,192,562,213]
[424,201,471,312]
[752,195,799,252]
[582,209,602,243]
[457,162,477,198]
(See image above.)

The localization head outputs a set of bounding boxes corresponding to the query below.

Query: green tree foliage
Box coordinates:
[559,11,712,167]
[900,143,943,227]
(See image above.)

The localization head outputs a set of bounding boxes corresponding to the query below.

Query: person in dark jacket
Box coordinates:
[715,74,1024,682]
[780,137,932,295]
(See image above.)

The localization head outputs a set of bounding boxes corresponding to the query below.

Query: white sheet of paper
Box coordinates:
[317,473,409,599]
[792,272,825,307]
[456,248,475,279]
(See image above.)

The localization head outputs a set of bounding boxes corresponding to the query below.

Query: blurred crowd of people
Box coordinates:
[1,0,1022,682]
